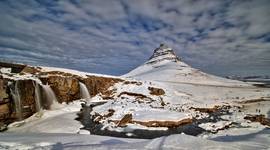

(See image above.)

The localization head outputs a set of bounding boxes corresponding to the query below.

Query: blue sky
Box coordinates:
[0,0,270,76]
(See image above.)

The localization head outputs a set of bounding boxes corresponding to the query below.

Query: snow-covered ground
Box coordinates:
[40,66,121,79]
[6,101,83,134]
[1,128,269,149]
[1,44,270,149]
[1,98,269,149]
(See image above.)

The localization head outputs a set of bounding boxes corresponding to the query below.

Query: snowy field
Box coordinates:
[1,128,269,149]
[1,45,270,149]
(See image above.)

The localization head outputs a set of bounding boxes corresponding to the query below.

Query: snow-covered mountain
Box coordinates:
[124,44,248,87]
[124,44,270,110]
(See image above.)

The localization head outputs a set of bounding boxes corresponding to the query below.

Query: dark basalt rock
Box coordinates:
[146,44,181,64]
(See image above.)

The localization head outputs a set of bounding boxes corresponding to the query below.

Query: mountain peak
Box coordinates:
[146,44,180,64]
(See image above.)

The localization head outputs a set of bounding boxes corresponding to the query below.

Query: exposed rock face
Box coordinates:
[0,62,128,127]
[123,81,142,86]
[38,71,79,78]
[13,80,37,119]
[0,76,9,104]
[6,79,36,120]
[132,118,193,128]
[244,114,270,126]
[103,109,115,118]
[118,92,148,99]
[40,76,80,103]
[0,61,26,73]
[190,106,219,113]
[146,44,181,64]
[0,76,12,124]
[113,116,193,128]
[0,104,10,121]
[21,66,41,74]
[236,98,269,104]
[82,75,123,97]
[38,73,124,103]
[1,62,169,131]
[148,87,165,96]
[117,114,133,127]
[0,78,38,124]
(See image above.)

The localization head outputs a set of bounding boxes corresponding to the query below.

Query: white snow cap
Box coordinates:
[146,44,180,64]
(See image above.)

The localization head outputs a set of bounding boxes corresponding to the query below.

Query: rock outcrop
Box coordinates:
[244,114,270,127]
[0,76,9,105]
[0,62,127,128]
[148,87,165,96]
[82,75,123,97]
[21,66,41,74]
[0,62,26,73]
[131,118,192,128]
[113,115,193,128]
[40,76,80,103]
[146,44,181,64]
[117,114,133,127]
[12,80,37,119]
[0,77,38,128]
[0,76,12,127]
[0,61,171,131]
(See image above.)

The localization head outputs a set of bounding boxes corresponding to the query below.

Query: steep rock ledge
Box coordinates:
[0,62,169,131]
[0,75,12,127]
[39,76,80,103]
[12,80,37,119]
[0,63,127,128]
[0,78,38,124]
[82,75,123,97]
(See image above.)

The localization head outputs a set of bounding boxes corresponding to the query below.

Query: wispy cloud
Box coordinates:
[0,0,269,76]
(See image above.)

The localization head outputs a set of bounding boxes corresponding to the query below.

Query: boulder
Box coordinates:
[148,87,165,95]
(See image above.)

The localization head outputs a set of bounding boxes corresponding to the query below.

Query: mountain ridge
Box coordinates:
[124,44,249,87]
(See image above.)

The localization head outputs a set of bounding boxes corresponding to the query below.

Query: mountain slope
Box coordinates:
[124,44,249,87]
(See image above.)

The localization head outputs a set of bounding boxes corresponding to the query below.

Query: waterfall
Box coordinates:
[41,84,60,109]
[79,82,91,100]
[33,81,42,112]
[10,81,22,120]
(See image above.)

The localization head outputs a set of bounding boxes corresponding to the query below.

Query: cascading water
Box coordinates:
[41,84,60,109]
[10,81,22,120]
[79,82,91,100]
[33,81,42,112]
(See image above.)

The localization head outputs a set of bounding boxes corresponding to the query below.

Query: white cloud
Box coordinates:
[0,0,269,76]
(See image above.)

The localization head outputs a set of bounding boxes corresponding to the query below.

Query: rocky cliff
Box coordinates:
[0,61,166,130]
[0,63,125,129]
